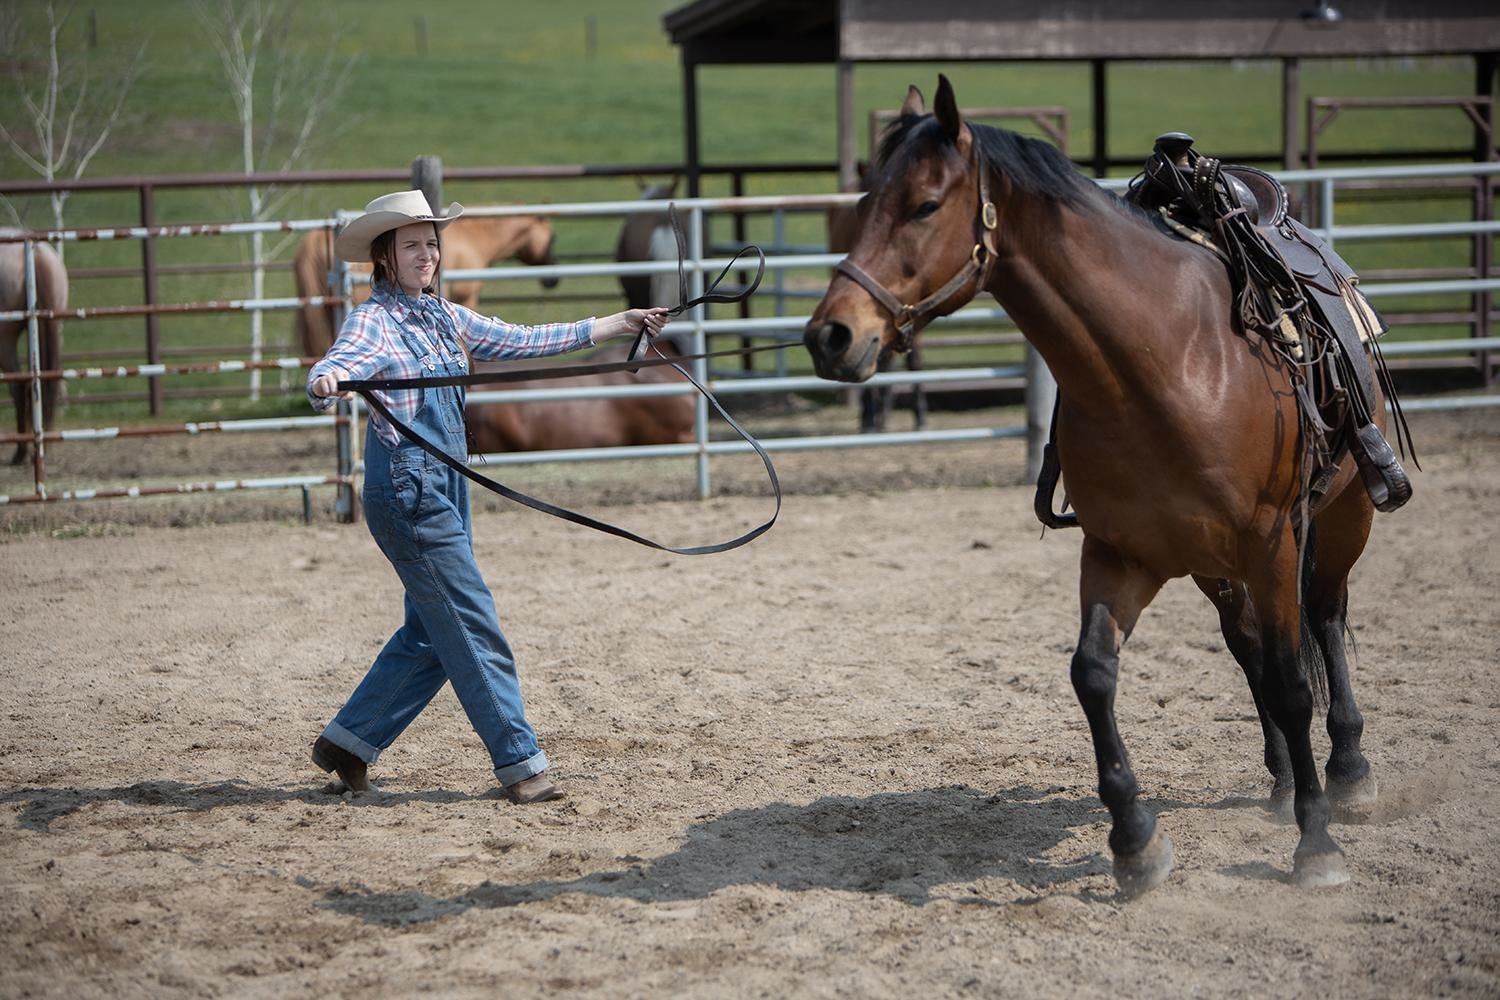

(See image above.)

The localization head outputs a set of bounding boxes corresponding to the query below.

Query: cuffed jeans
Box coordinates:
[321,385,548,788]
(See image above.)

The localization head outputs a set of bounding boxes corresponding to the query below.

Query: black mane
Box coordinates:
[874,114,1093,208]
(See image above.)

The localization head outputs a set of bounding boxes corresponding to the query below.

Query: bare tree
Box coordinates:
[0,2,148,250]
[192,0,357,398]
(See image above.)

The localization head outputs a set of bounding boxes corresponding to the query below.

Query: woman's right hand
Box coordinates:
[310,368,353,401]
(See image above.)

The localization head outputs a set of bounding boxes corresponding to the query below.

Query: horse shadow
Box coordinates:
[310,784,1111,927]
[0,778,489,832]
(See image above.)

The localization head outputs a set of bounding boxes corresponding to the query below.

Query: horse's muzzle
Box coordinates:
[803,320,878,382]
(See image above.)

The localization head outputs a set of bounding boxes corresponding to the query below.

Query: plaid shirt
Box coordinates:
[308,282,595,448]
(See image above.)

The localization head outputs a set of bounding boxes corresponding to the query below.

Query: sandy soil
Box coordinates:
[1,407,1497,999]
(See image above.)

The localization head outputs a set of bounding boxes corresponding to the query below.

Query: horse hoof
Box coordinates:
[1327,772,1378,823]
[1268,786,1296,825]
[1113,828,1175,900]
[1293,850,1350,889]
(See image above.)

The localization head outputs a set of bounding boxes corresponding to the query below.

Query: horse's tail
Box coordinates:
[292,230,335,356]
[1298,520,1330,712]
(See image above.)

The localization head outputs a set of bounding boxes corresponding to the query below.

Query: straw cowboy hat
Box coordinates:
[333,189,465,263]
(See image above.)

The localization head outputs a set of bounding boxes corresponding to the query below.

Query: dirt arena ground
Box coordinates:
[1,406,1497,998]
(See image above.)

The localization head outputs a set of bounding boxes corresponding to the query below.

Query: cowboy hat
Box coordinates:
[333,189,465,263]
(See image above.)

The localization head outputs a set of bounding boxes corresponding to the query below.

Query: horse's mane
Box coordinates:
[875,115,1096,209]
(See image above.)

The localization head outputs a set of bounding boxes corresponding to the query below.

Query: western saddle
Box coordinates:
[1035,132,1414,531]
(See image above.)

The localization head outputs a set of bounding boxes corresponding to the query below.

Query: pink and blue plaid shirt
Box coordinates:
[308,282,595,449]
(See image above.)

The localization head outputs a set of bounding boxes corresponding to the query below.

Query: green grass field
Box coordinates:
[0,1,1493,427]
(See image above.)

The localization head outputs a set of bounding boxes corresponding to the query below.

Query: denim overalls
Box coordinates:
[320,305,548,787]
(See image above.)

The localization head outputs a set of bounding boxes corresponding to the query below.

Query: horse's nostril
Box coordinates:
[818,321,852,356]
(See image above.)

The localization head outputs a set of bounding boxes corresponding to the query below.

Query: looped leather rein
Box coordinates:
[340,202,779,555]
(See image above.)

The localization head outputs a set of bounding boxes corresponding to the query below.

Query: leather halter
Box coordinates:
[834,142,999,352]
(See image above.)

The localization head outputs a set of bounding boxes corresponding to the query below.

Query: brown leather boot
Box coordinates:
[503,771,563,804]
[311,736,370,793]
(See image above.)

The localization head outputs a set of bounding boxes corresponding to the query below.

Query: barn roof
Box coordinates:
[663,0,1500,64]
[662,1,1500,192]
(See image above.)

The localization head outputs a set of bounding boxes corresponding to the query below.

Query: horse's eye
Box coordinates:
[913,200,941,220]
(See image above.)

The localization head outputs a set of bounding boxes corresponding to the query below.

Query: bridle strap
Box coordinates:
[835,140,999,351]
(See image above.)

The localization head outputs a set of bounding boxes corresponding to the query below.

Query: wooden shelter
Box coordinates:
[662,0,1500,194]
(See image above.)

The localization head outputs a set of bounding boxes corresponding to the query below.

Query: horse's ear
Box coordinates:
[899,85,925,118]
[934,74,962,141]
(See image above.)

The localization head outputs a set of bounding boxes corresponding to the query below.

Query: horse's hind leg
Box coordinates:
[1247,541,1348,887]
[1310,486,1378,819]
[1074,537,1172,898]
[1192,575,1295,820]
[1,324,27,465]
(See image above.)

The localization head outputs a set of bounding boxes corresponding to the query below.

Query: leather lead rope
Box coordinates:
[341,203,780,555]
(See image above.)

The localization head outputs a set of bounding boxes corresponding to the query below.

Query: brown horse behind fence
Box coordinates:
[0,234,68,465]
[805,77,1392,898]
[466,336,694,454]
[292,214,558,357]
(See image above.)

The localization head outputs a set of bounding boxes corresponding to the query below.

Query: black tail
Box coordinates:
[1298,521,1330,712]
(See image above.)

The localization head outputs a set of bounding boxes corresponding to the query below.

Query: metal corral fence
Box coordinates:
[2,160,1499,514]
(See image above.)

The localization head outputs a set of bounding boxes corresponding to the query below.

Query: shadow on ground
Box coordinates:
[305,784,1111,925]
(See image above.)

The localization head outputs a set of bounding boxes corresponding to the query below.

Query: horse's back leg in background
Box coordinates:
[1,323,26,465]
[908,345,926,430]
[1073,536,1173,898]
[1246,535,1349,887]
[1192,574,1295,821]
[859,355,891,433]
[1309,483,1378,819]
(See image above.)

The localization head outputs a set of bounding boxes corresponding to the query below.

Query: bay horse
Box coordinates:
[0,234,68,465]
[466,336,694,453]
[292,213,558,357]
[805,77,1385,897]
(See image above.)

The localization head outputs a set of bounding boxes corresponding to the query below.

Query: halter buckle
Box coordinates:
[981,201,998,230]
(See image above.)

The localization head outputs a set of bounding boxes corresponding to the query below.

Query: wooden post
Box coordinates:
[682,56,701,198]
[585,16,597,60]
[837,59,857,190]
[411,156,443,214]
[1090,59,1107,177]
[414,16,428,57]
[1283,57,1302,171]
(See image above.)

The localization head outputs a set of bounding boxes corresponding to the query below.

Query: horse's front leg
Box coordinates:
[1074,536,1171,898]
[1192,574,1295,820]
[1248,542,1349,887]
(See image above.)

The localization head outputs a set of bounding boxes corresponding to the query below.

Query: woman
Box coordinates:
[307,190,668,803]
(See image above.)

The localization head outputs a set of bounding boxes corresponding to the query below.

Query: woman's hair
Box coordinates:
[369,224,441,293]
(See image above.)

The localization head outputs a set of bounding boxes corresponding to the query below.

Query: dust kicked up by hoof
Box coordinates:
[1327,771,1379,823]
[1113,828,1175,901]
[1293,850,1350,889]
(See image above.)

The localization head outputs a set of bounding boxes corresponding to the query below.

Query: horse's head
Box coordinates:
[516,216,559,289]
[805,76,996,382]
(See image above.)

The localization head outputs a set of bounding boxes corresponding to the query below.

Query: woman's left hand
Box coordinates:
[627,307,670,339]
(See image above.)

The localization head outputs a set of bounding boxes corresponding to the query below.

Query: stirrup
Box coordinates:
[1033,442,1079,530]
[1351,423,1412,513]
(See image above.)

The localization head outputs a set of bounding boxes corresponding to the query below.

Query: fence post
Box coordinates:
[140,183,163,415]
[24,240,45,499]
[412,156,443,215]
[333,242,357,523]
[1024,344,1056,485]
[689,205,710,499]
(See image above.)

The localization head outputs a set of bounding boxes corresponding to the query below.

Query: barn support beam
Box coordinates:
[1283,57,1302,172]
[1090,59,1107,178]
[683,56,702,198]
[838,59,857,190]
